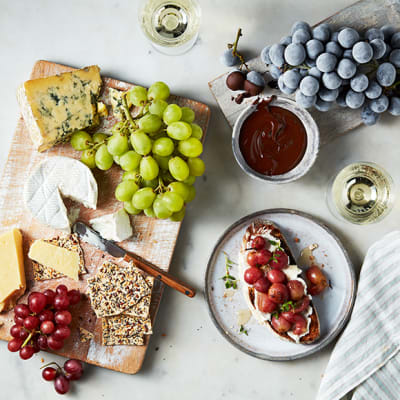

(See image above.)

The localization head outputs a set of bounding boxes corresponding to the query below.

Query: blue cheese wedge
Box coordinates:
[17,66,102,152]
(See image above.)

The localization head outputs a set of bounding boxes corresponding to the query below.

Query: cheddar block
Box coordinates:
[28,239,80,281]
[17,65,102,152]
[0,229,26,312]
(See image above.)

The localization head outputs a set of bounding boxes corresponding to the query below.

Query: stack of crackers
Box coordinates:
[87,261,153,346]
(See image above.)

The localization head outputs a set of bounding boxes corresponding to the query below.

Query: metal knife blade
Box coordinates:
[72,221,126,258]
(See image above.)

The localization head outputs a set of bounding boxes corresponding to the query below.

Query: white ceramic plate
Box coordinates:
[205,209,356,360]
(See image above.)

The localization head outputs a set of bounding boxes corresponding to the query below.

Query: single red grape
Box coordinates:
[267,269,286,283]
[67,290,81,305]
[253,277,271,293]
[8,338,23,352]
[293,296,310,313]
[42,367,57,381]
[281,311,296,323]
[40,320,55,334]
[56,285,68,297]
[37,335,48,350]
[47,335,64,351]
[271,315,292,333]
[268,283,289,304]
[53,325,71,341]
[291,314,307,335]
[54,295,70,310]
[19,345,35,360]
[256,292,277,313]
[243,267,263,285]
[43,289,56,305]
[287,280,305,301]
[23,315,39,330]
[55,310,72,326]
[14,315,25,326]
[256,249,272,265]
[251,236,266,250]
[246,252,258,267]
[28,292,47,314]
[269,250,289,270]
[14,304,30,319]
[39,309,54,323]
[64,359,83,381]
[306,266,328,294]
[54,375,70,395]
[10,324,23,338]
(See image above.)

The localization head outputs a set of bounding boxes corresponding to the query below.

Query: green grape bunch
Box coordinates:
[69,81,205,222]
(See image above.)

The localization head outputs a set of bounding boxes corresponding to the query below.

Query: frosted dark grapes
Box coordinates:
[259,20,400,126]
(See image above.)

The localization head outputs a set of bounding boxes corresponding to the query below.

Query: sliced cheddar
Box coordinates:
[29,239,80,281]
[0,229,26,312]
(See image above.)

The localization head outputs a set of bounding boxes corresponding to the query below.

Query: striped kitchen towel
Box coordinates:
[317,231,400,400]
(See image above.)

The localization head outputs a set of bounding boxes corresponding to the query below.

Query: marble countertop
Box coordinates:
[1,0,399,398]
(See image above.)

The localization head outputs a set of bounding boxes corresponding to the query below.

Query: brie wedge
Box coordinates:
[90,209,132,242]
[24,156,98,233]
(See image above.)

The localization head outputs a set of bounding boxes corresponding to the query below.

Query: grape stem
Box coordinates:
[228,28,249,71]
[122,95,137,129]
[21,331,34,348]
[155,176,167,194]
[40,361,61,370]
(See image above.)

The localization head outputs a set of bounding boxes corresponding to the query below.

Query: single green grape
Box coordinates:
[138,113,162,133]
[168,182,190,202]
[166,121,192,140]
[170,207,186,222]
[168,156,190,181]
[70,130,93,151]
[95,144,114,170]
[130,130,152,155]
[183,175,196,185]
[127,86,148,107]
[178,137,203,158]
[132,187,156,210]
[163,191,184,212]
[124,201,142,215]
[119,150,142,171]
[93,132,108,144]
[115,180,139,202]
[153,194,172,219]
[122,170,139,181]
[153,154,170,171]
[111,121,124,135]
[144,207,156,218]
[163,104,182,125]
[186,185,196,202]
[187,157,205,177]
[142,178,158,189]
[180,107,195,123]
[80,149,96,169]
[107,134,129,156]
[190,123,203,140]
[152,137,174,157]
[149,99,168,117]
[148,81,170,101]
[140,156,159,180]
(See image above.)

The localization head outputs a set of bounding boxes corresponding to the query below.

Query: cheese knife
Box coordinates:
[72,221,196,298]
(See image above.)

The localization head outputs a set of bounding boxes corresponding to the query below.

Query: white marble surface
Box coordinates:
[1,0,399,398]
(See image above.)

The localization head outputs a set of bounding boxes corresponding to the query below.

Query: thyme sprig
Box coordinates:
[221,251,238,289]
[239,324,248,335]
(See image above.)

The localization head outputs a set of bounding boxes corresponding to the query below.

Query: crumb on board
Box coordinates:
[294,237,300,243]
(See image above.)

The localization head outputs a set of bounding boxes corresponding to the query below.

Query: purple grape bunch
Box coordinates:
[260,21,400,125]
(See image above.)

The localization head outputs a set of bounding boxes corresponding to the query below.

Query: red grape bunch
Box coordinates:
[8,284,81,360]
[42,358,84,395]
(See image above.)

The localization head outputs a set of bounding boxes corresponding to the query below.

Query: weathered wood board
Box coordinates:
[209,0,400,145]
[0,60,210,374]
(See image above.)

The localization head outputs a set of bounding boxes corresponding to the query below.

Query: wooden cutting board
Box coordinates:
[0,60,210,374]
[208,0,400,145]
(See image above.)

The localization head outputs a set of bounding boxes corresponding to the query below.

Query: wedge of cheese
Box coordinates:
[17,65,102,152]
[0,229,26,312]
[28,240,80,281]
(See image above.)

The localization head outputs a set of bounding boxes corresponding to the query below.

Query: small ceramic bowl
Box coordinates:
[232,96,320,184]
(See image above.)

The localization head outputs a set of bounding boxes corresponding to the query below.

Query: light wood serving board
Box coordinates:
[0,60,210,374]
[209,0,400,145]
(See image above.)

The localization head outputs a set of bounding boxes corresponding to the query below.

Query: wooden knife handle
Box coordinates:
[123,253,196,298]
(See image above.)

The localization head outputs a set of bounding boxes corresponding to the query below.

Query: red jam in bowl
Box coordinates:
[239,100,307,176]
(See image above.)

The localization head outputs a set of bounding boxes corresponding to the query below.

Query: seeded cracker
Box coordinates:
[79,327,94,343]
[32,234,86,281]
[124,294,151,318]
[101,316,150,346]
[86,261,151,318]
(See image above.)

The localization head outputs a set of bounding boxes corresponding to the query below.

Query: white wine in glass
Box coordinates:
[327,162,395,225]
[139,0,201,55]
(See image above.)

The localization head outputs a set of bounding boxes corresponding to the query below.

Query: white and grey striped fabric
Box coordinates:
[317,231,400,400]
